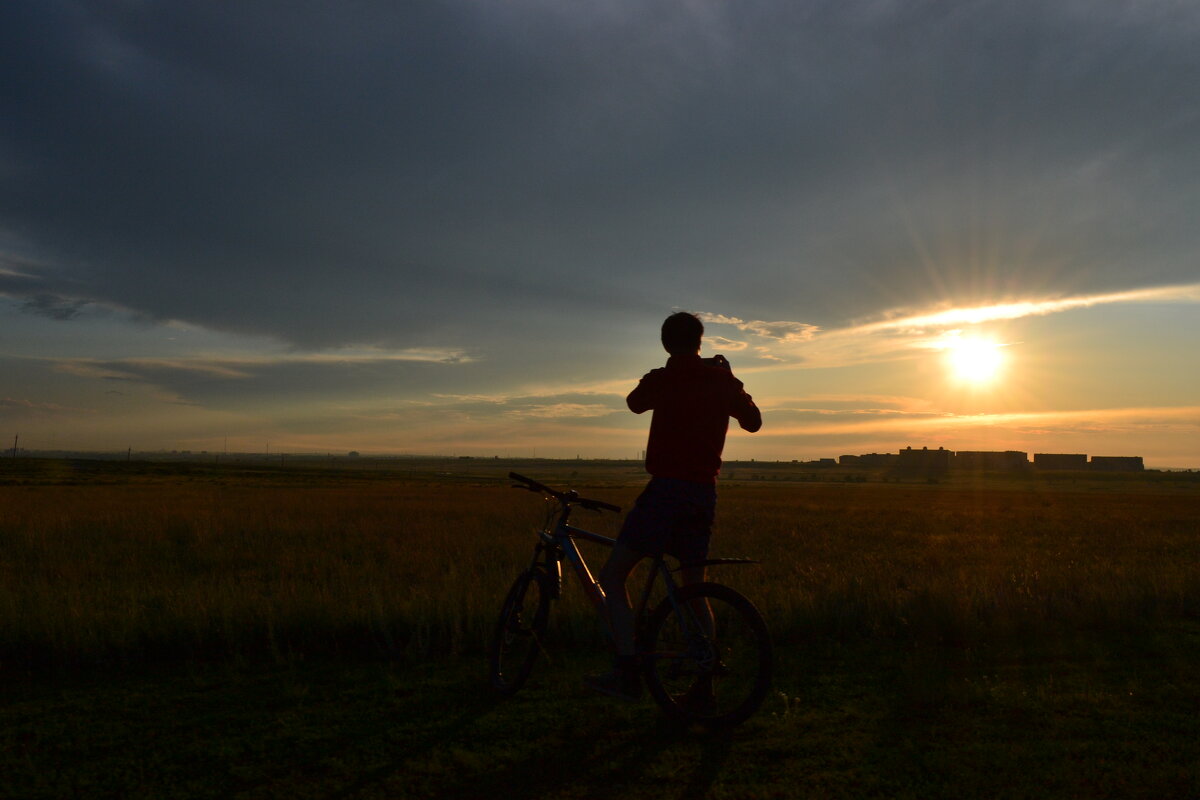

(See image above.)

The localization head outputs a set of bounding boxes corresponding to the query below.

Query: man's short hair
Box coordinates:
[661,312,704,355]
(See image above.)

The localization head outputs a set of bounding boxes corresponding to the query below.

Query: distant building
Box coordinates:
[835,448,1143,473]
[1090,456,1144,472]
[857,452,898,467]
[897,446,951,472]
[838,453,898,467]
[1033,453,1088,470]
[952,450,1028,471]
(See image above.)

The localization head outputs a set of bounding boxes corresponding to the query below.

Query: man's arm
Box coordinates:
[626,370,661,414]
[729,378,762,433]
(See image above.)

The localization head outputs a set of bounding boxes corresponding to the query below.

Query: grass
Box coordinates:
[1,457,1198,797]
[1,460,1196,670]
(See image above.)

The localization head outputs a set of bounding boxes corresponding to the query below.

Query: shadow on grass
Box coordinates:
[676,730,735,800]
[305,650,750,800]
[321,677,504,800]
[458,712,734,800]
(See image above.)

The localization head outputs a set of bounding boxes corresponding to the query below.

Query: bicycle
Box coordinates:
[490,472,773,728]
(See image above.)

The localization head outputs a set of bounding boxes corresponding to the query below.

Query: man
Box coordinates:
[586,311,762,701]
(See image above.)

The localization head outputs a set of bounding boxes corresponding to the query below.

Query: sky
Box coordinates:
[2,1,1198,467]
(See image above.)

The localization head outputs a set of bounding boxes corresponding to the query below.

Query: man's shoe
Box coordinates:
[583,669,642,702]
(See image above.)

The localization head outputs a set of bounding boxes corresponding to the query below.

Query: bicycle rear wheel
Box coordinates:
[489,569,552,694]
[641,582,772,728]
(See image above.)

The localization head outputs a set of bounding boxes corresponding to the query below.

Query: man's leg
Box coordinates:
[677,483,716,642]
[598,542,645,660]
[583,542,646,700]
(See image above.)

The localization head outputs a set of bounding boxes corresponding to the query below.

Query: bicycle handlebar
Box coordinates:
[509,472,622,514]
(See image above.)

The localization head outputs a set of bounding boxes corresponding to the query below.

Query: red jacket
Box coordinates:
[627,353,762,484]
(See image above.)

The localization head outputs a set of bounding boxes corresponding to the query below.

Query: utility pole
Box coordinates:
[11,433,16,460]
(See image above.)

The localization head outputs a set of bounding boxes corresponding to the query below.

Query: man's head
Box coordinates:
[661,312,703,356]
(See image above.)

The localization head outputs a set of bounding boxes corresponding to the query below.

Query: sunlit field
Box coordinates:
[3,458,1199,798]
[2,458,1197,671]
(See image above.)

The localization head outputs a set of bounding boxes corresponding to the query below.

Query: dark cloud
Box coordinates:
[21,293,88,320]
[47,354,471,409]
[0,395,92,417]
[2,0,1198,349]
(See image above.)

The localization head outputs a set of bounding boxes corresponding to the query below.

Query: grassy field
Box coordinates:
[2,457,1198,797]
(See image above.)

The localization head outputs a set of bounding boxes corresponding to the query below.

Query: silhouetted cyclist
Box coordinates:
[586,311,762,704]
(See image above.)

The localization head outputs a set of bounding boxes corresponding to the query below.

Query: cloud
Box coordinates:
[0,265,34,280]
[738,320,820,342]
[2,1,1197,355]
[845,283,1200,336]
[430,390,626,420]
[763,394,936,414]
[21,293,88,320]
[0,397,93,416]
[71,358,254,380]
[54,348,474,382]
[53,362,140,381]
[290,389,636,454]
[503,403,616,419]
[703,336,748,351]
[700,312,819,343]
[697,313,819,363]
[760,393,953,430]
[35,348,479,414]
[752,346,784,362]
[697,313,745,326]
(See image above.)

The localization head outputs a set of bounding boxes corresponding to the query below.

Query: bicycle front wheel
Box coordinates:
[642,582,772,728]
[489,569,552,695]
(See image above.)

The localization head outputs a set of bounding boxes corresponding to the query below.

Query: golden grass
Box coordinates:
[1,476,1197,671]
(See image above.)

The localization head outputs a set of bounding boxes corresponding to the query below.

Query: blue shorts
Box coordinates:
[617,478,716,566]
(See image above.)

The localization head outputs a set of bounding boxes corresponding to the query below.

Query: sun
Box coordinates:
[943,335,1005,385]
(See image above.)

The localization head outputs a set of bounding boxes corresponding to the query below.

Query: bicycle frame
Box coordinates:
[528,498,690,643]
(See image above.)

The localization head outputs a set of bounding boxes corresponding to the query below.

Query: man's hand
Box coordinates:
[705,354,731,370]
